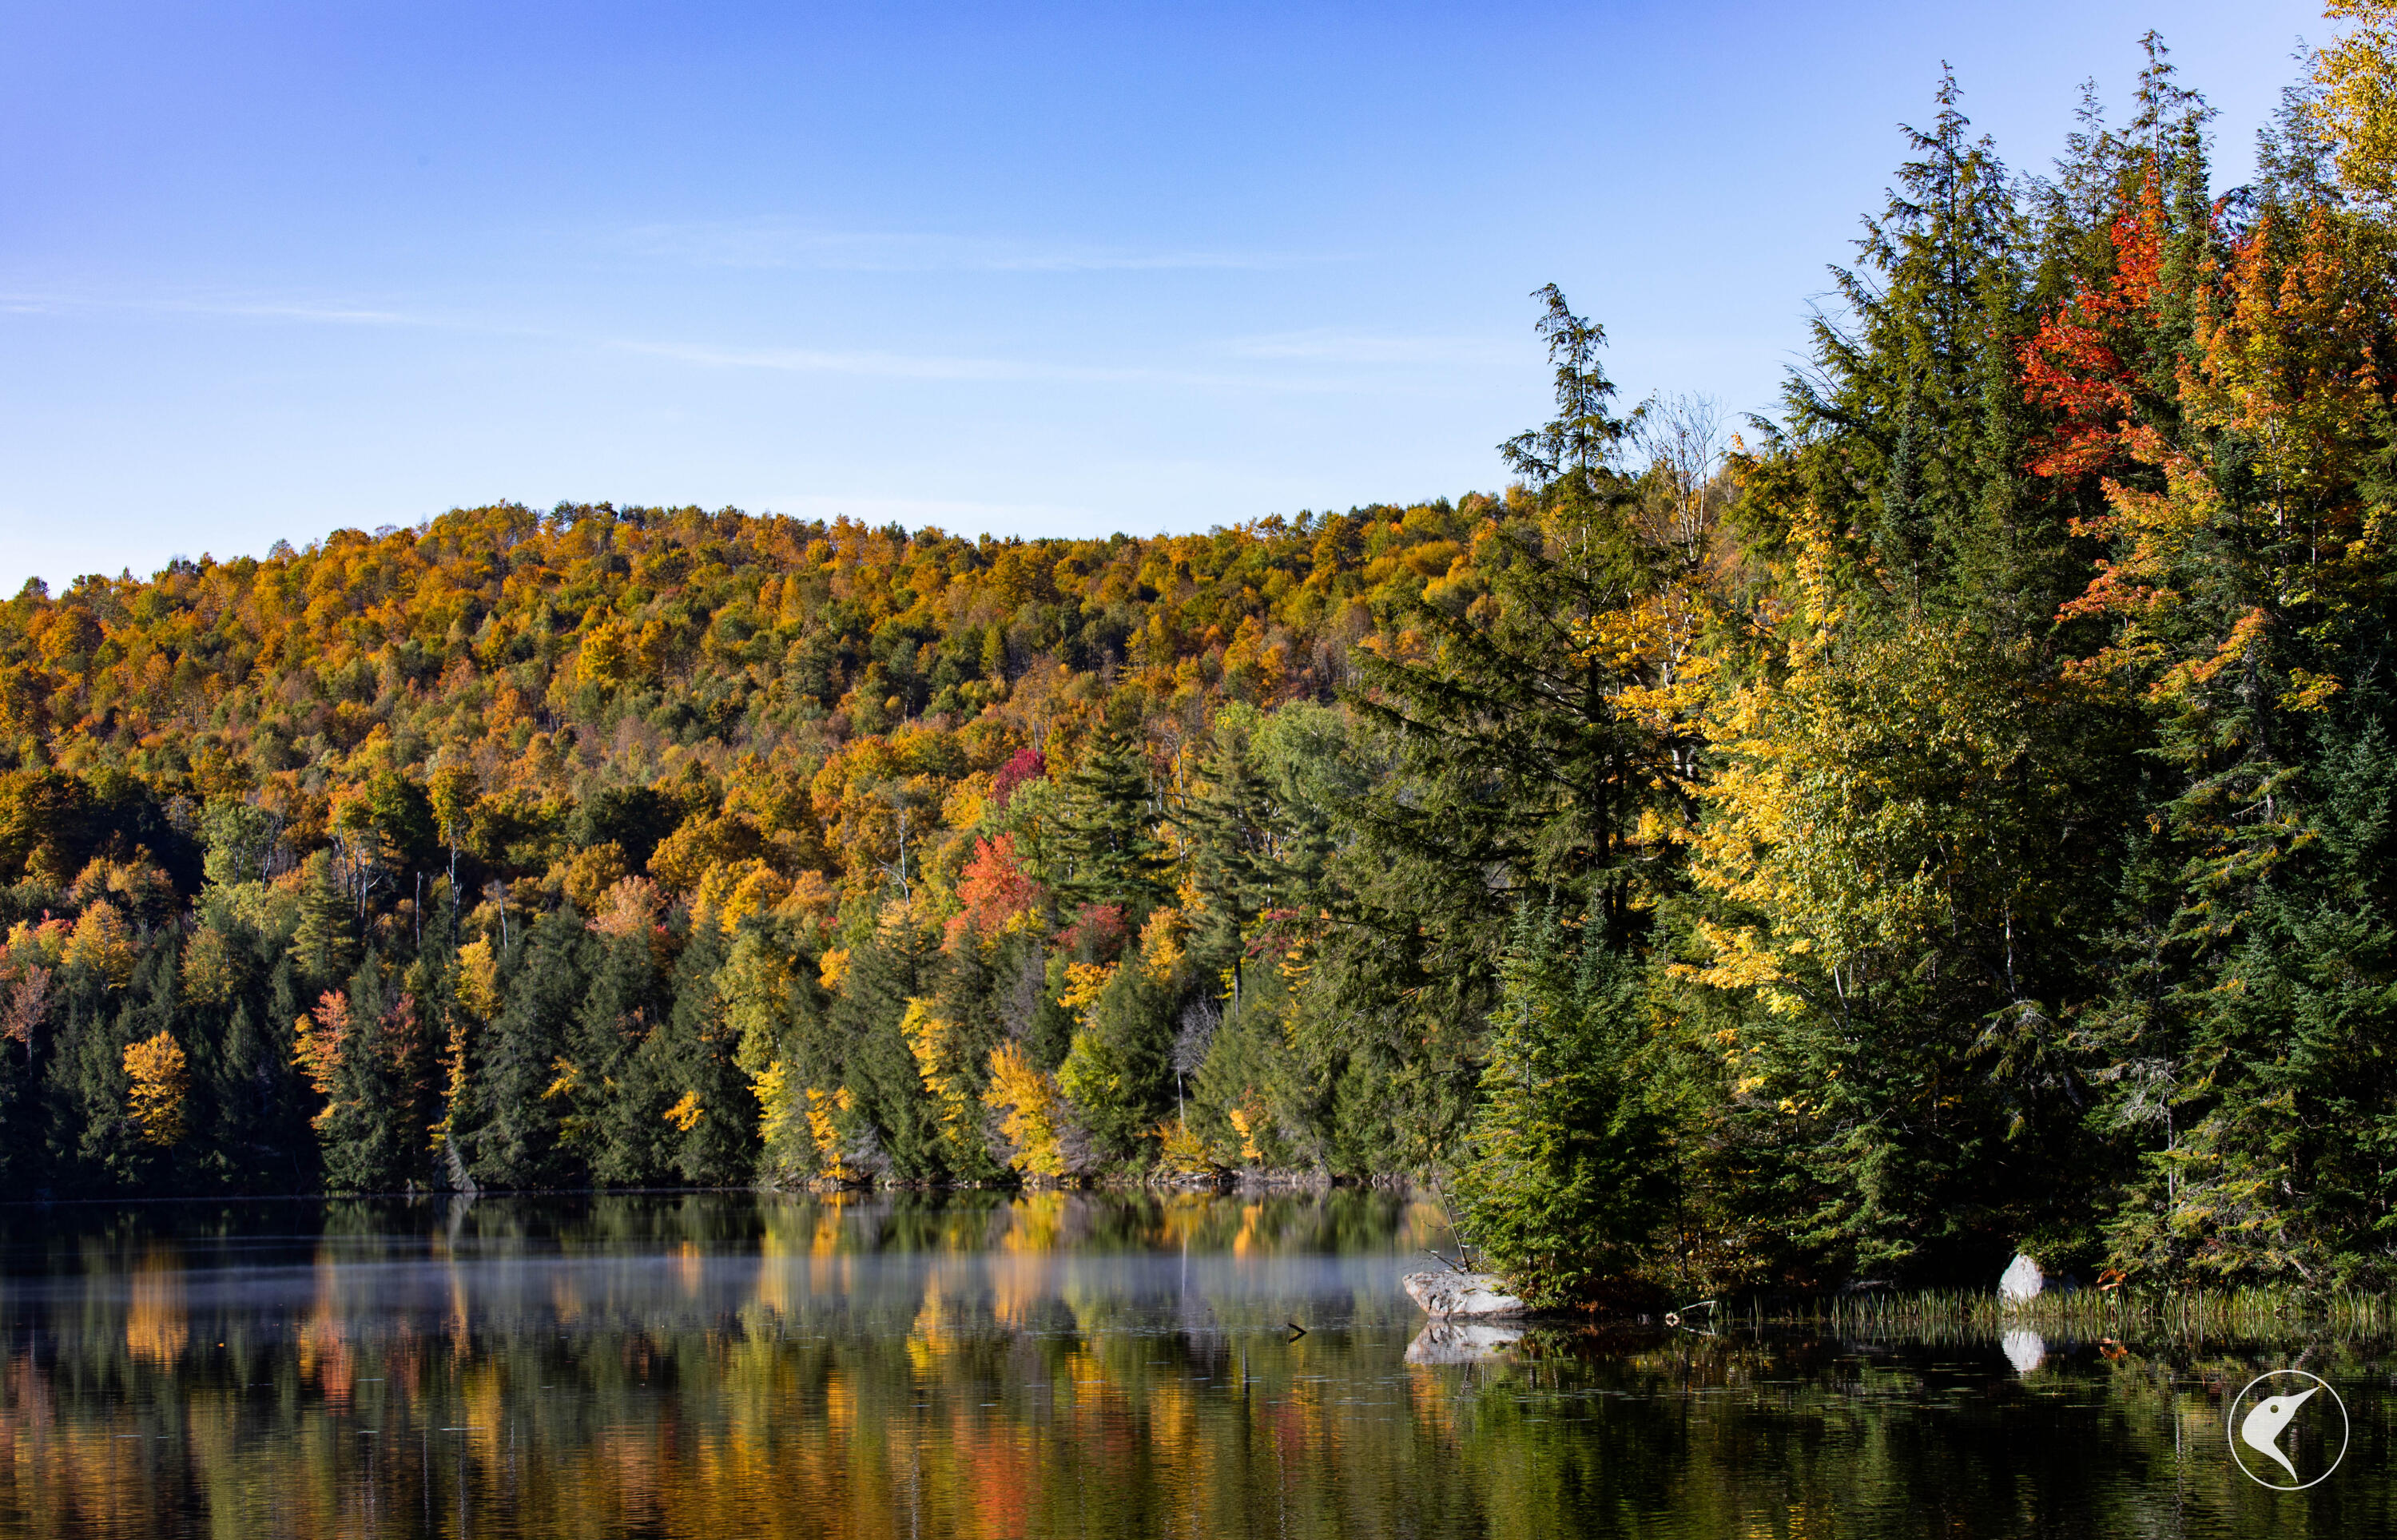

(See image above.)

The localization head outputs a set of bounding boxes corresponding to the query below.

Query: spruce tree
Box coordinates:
[566,926,671,1185]
[1787,68,2034,617]
[463,905,590,1188]
[832,919,940,1179]
[1051,712,1170,918]
[647,919,761,1185]
[288,850,358,991]
[1453,911,1666,1305]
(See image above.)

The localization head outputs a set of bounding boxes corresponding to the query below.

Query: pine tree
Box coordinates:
[288,851,358,991]
[1050,712,1170,918]
[1177,705,1281,970]
[832,918,941,1179]
[1788,67,2034,616]
[462,906,590,1188]
[563,925,671,1184]
[2105,712,2397,1283]
[1295,288,1667,1174]
[646,919,761,1185]
[1453,911,1666,1306]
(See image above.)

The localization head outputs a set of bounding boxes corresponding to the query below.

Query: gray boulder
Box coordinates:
[1402,1271,1528,1319]
[1998,1252,2079,1305]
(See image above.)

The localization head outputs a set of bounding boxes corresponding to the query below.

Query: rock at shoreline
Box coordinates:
[1405,1322,1524,1364]
[1402,1271,1528,1320]
[1998,1252,2078,1305]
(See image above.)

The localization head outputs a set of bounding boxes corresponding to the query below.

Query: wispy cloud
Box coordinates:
[613,336,1342,392]
[0,289,426,327]
[0,285,1477,399]
[1213,327,1517,367]
[612,222,1330,274]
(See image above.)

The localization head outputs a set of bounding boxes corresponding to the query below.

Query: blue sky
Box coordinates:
[0,1,2327,591]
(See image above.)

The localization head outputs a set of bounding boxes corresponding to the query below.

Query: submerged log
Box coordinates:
[1402,1271,1528,1319]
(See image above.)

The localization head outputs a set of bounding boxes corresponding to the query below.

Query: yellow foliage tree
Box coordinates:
[180,926,239,1006]
[123,1030,188,1148]
[2316,1,2397,204]
[560,840,628,913]
[805,1086,860,1184]
[64,899,135,988]
[984,1041,1072,1179]
[662,1090,706,1133]
[900,998,982,1168]
[1152,1117,1222,1176]
[455,938,501,1021]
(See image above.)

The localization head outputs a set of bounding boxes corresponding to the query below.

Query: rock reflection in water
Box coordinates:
[1405,1321,1524,1364]
[2001,1328,2046,1375]
[0,1193,2388,1539]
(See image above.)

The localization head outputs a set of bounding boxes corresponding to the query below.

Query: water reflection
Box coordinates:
[2001,1328,2045,1375]
[0,1192,2389,1538]
[1405,1321,1524,1364]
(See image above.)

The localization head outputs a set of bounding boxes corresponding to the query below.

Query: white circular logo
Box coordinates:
[2228,1370,2348,1490]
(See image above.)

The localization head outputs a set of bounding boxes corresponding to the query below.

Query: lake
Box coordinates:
[0,1191,2387,1538]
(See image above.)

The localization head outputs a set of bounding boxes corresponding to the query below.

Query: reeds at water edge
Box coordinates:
[1733,1287,2397,1344]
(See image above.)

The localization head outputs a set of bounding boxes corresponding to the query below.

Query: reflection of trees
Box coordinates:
[2,1193,2391,1536]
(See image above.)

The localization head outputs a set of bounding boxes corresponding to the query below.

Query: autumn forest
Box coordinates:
[6,30,2397,1300]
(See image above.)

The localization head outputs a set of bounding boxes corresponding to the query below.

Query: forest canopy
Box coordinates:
[6,22,2397,1297]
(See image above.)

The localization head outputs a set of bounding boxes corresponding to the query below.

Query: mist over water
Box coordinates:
[0,1192,2387,1538]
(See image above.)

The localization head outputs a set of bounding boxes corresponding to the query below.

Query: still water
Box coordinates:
[0,1191,2389,1538]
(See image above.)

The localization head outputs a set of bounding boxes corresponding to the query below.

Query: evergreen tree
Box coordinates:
[647,919,760,1185]
[1050,712,1170,917]
[1453,911,1667,1305]
[833,919,941,1179]
[564,925,672,1184]
[288,850,358,991]
[463,906,590,1188]
[1298,287,1668,1173]
[1788,68,2037,617]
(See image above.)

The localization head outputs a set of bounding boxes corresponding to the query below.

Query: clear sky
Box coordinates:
[0,1,2329,592]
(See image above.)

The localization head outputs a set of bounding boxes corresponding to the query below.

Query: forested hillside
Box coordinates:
[7,26,2397,1294]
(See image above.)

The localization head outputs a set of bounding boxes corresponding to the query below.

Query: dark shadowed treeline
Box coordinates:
[6,25,2397,1293]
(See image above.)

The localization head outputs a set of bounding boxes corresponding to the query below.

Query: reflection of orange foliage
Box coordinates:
[1405,1359,1464,1440]
[956,1427,1037,1536]
[296,1253,356,1410]
[1231,1201,1264,1259]
[124,1250,189,1367]
[7,1193,1628,1539]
